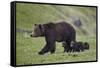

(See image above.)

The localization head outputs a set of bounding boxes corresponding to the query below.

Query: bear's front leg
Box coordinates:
[38,43,55,55]
[38,44,50,55]
[39,30,56,55]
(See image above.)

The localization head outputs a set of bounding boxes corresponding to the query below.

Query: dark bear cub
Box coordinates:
[70,41,84,52]
[70,41,89,52]
[62,41,89,52]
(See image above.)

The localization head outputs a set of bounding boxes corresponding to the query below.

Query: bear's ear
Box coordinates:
[34,24,37,26]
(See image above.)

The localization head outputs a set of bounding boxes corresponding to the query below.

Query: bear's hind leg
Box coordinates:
[63,40,71,53]
[50,44,56,54]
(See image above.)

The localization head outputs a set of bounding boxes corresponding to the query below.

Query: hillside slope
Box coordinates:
[16,3,97,36]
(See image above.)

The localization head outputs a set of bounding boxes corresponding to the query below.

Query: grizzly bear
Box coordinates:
[30,21,76,55]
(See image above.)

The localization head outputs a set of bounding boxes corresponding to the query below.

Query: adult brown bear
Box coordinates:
[30,21,76,55]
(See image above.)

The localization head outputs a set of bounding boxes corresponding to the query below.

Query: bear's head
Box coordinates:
[84,42,89,50]
[30,24,45,37]
[30,22,55,37]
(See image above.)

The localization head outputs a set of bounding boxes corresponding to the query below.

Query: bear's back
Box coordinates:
[55,22,76,42]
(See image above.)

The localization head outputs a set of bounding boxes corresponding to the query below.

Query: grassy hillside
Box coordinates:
[16,3,97,65]
[16,3,96,35]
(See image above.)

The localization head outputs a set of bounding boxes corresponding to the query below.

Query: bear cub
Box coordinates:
[62,41,89,52]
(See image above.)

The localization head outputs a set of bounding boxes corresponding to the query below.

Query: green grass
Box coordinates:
[16,3,97,65]
[16,3,96,33]
[16,32,96,65]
